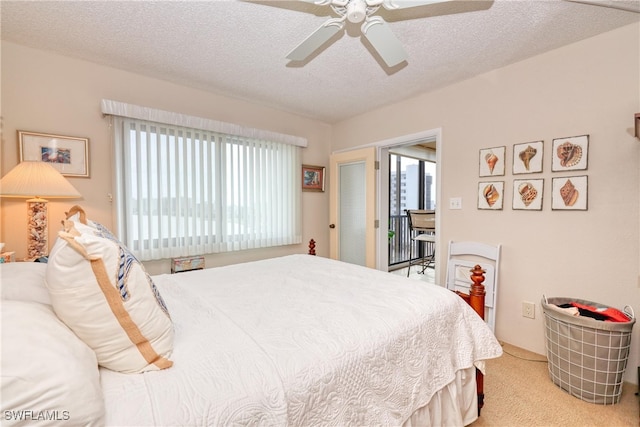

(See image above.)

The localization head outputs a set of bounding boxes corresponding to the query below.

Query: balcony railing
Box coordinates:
[388,214,435,267]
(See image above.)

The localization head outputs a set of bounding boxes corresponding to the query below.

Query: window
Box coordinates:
[389,154,436,215]
[112,118,302,261]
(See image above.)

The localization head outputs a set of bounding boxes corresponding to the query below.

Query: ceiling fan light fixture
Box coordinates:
[289,0,455,68]
[346,0,367,23]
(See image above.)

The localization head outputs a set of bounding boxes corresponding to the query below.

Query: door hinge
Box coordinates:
[375,160,380,170]
[374,219,380,228]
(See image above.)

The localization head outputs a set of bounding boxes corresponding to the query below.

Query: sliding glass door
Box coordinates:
[388,153,436,267]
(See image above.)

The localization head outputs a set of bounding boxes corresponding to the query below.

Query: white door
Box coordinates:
[329,147,377,268]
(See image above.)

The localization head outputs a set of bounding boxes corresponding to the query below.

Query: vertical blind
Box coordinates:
[113,117,302,261]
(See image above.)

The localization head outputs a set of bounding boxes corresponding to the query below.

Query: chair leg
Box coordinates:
[407,239,412,277]
[419,242,435,273]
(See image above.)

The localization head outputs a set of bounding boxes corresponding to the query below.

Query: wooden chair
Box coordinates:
[405,209,435,277]
[445,240,501,333]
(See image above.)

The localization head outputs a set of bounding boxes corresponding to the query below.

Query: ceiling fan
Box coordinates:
[286,0,452,68]
[565,0,640,13]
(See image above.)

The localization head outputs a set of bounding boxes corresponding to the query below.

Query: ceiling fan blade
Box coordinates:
[564,0,640,13]
[286,18,345,61]
[361,16,407,67]
[380,0,452,10]
[295,0,342,5]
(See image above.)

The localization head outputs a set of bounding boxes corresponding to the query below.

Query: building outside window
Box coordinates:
[389,153,436,267]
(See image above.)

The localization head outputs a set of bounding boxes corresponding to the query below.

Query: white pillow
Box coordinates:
[1,300,105,426]
[0,262,50,306]
[46,212,174,374]
[63,205,100,231]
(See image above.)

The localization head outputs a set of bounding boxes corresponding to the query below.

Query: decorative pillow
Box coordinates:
[45,207,174,374]
[1,300,105,426]
[63,205,99,231]
[0,262,50,306]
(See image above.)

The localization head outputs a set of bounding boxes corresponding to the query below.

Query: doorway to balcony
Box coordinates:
[387,142,436,280]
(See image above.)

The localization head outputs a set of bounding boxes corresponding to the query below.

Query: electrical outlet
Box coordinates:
[522,301,535,319]
[449,197,462,210]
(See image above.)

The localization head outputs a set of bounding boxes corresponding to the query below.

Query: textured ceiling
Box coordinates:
[1,0,638,124]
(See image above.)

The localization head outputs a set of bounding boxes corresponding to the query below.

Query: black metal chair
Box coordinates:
[405,209,435,277]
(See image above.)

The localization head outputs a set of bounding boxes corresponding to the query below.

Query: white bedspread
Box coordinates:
[101,255,502,426]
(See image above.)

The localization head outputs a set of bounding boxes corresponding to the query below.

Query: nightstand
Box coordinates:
[0,251,16,263]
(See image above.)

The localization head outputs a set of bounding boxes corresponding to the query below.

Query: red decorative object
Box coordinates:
[452,264,487,416]
[308,239,316,255]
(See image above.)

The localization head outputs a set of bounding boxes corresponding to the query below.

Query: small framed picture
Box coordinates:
[478,181,504,210]
[552,176,588,210]
[19,130,90,177]
[302,164,325,192]
[513,179,544,210]
[513,141,543,174]
[479,146,505,177]
[552,135,588,171]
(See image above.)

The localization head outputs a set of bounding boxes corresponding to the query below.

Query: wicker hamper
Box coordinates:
[541,296,635,405]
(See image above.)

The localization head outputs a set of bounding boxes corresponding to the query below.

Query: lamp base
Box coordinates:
[26,198,48,261]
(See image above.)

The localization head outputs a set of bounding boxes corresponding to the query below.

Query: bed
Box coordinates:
[1,208,502,427]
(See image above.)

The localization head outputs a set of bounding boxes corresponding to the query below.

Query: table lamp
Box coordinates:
[0,161,81,260]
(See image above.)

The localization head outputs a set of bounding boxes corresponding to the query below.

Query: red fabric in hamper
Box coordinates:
[570,301,630,322]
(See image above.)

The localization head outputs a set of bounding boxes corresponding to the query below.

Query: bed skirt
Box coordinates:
[404,366,479,427]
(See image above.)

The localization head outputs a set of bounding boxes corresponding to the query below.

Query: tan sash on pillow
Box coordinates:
[59,221,173,370]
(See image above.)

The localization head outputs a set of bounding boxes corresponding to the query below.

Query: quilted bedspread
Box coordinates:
[101,254,502,426]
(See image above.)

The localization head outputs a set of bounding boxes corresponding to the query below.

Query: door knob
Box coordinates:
[329,224,335,229]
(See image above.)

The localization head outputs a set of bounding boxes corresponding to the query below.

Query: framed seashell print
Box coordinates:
[512,179,544,210]
[513,141,543,174]
[478,181,504,210]
[551,135,588,171]
[552,175,587,210]
[479,146,505,177]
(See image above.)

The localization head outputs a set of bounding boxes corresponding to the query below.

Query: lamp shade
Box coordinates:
[0,161,81,199]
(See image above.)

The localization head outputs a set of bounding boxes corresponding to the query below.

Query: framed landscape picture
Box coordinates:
[302,164,325,192]
[19,130,90,177]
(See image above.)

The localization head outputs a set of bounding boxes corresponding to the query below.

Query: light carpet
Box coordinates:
[471,343,638,426]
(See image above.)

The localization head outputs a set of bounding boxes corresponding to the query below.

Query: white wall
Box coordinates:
[0,41,333,274]
[333,23,640,383]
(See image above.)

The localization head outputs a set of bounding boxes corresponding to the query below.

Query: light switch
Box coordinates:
[449,197,462,210]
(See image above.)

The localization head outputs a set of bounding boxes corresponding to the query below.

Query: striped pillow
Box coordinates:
[45,208,173,374]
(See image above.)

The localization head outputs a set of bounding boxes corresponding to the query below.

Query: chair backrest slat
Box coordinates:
[407,210,435,231]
